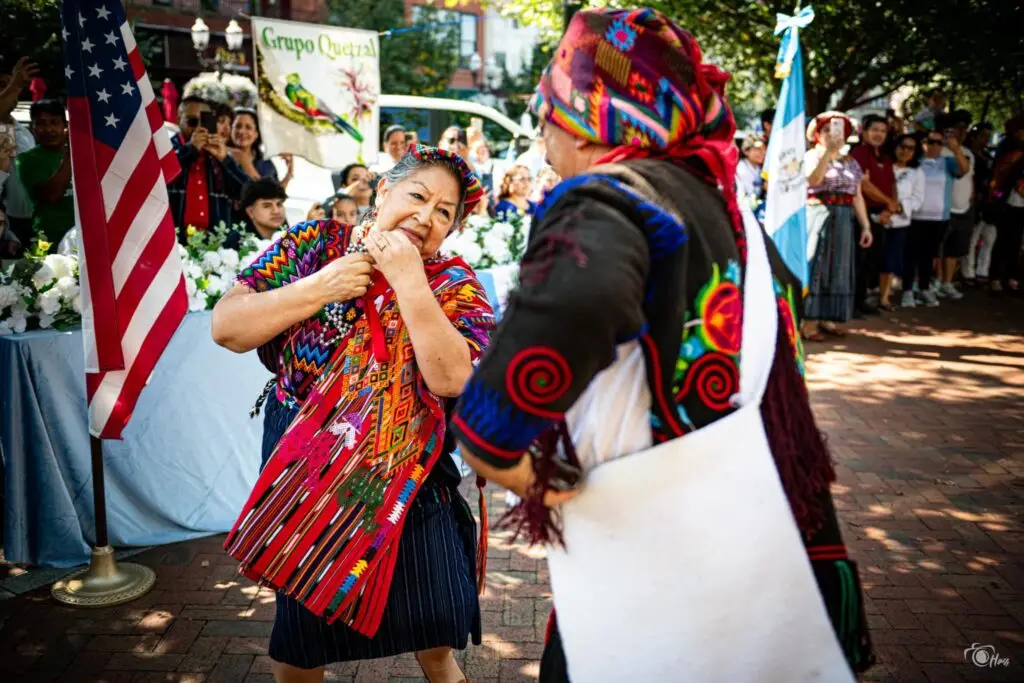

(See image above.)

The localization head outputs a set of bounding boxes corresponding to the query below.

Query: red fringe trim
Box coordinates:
[476,475,488,595]
[760,319,837,538]
[497,426,571,548]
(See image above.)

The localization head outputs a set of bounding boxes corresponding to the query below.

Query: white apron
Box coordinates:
[546,205,855,682]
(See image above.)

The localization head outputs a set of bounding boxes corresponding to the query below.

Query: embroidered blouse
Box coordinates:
[805,148,864,197]
[451,160,805,470]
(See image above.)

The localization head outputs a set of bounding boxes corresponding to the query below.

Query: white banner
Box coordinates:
[251,17,380,169]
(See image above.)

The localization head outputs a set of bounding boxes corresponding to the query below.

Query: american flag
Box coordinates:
[60,0,187,439]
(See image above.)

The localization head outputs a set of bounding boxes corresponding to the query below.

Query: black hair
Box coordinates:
[760,108,776,125]
[214,102,234,121]
[890,133,922,167]
[861,114,887,132]
[180,95,209,108]
[231,108,264,161]
[340,162,368,186]
[951,109,972,127]
[383,124,406,143]
[30,99,65,122]
[240,177,287,211]
[934,112,954,131]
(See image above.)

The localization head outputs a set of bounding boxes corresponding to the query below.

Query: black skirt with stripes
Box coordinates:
[260,396,482,668]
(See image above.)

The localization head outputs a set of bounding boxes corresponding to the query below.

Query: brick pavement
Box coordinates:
[0,290,1022,683]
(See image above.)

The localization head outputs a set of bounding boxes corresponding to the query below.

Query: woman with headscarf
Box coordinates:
[212,146,493,683]
[802,112,873,341]
[451,9,873,683]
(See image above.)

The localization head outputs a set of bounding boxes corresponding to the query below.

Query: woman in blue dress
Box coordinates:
[494,164,536,221]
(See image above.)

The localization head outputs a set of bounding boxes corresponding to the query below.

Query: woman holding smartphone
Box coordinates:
[802,112,872,341]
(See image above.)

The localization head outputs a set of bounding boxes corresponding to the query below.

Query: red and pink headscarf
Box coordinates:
[531,8,744,247]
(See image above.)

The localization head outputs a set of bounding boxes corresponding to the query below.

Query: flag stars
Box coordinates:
[78,12,87,27]
[88,64,103,79]
[62,27,70,41]
[96,88,111,103]
[65,65,74,79]
[121,82,135,96]
[105,31,118,45]
[112,56,127,72]
[96,6,111,20]
[104,113,119,128]
[81,37,95,53]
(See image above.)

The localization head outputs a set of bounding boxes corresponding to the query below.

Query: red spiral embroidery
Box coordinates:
[678,352,738,412]
[505,346,572,418]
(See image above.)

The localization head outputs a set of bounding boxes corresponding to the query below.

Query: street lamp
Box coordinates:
[190,17,210,51]
[191,17,245,79]
[225,19,244,52]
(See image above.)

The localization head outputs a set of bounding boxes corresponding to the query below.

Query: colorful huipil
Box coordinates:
[225,219,494,637]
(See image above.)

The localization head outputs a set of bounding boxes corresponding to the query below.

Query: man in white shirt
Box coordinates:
[938,110,975,300]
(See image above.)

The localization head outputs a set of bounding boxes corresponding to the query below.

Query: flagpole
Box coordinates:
[50,436,156,607]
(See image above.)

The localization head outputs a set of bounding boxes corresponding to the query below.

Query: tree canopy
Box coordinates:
[491,0,1023,124]
[327,0,460,97]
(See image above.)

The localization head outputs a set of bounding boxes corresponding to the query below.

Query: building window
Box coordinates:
[412,7,477,69]
[493,52,506,70]
[458,14,477,69]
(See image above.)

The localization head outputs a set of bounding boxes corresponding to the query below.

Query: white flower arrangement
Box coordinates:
[0,224,277,336]
[445,212,530,270]
[0,236,81,335]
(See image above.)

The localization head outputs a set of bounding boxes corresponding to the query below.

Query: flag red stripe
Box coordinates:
[105,152,161,257]
[95,279,188,438]
[114,214,179,327]
[68,96,125,371]
[128,46,146,83]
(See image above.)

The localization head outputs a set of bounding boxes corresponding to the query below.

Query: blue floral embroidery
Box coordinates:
[605,18,638,51]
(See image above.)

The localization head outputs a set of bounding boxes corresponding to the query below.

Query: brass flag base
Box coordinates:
[51,545,155,608]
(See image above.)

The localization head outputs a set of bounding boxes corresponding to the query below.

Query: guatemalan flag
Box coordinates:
[763,6,814,287]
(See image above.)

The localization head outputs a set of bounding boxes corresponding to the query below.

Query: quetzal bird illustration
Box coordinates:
[284,73,364,143]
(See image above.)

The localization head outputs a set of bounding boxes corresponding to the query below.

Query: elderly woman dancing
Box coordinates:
[212,146,493,683]
[452,9,873,683]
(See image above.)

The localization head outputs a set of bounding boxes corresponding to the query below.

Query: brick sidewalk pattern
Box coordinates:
[1,291,1022,682]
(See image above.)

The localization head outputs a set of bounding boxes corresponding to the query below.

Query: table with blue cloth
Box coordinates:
[0,267,516,568]
[1,312,272,567]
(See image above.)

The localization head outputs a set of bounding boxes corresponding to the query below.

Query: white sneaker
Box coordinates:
[901,291,917,308]
[940,282,964,300]
[929,278,942,294]
[922,290,940,307]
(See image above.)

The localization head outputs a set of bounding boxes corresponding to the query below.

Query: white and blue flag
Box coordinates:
[764,6,814,288]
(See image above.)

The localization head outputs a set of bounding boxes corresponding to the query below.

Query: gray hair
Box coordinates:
[378,153,469,230]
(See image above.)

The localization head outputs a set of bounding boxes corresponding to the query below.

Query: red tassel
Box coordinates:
[476,475,488,595]
[760,314,836,538]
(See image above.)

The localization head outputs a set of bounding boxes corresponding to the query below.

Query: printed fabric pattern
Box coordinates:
[227,227,495,638]
[237,219,348,404]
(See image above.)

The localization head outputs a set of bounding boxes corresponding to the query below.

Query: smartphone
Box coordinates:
[829,117,845,141]
[199,110,217,133]
[470,117,484,134]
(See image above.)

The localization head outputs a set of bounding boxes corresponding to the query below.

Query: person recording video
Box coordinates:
[167,95,251,243]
